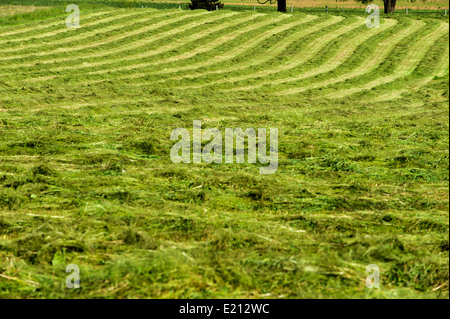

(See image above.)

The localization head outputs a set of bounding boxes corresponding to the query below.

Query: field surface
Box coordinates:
[0,4,448,298]
[157,0,450,10]
[0,5,49,17]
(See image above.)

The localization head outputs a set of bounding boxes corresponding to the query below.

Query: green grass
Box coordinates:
[0,4,448,298]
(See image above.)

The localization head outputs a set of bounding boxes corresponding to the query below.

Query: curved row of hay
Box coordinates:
[0,8,448,104]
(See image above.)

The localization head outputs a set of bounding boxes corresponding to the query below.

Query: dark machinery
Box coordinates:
[256,0,286,12]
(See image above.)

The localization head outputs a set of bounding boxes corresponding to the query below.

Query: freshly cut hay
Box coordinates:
[0,5,47,17]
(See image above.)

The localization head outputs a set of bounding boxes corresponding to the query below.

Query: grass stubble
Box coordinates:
[0,3,448,298]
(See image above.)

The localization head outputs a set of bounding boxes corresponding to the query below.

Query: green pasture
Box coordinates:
[0,3,448,298]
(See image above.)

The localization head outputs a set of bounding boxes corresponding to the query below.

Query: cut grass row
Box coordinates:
[250,19,422,94]
[323,23,450,99]
[0,10,205,61]
[0,9,126,46]
[1,10,446,106]
[0,6,448,298]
